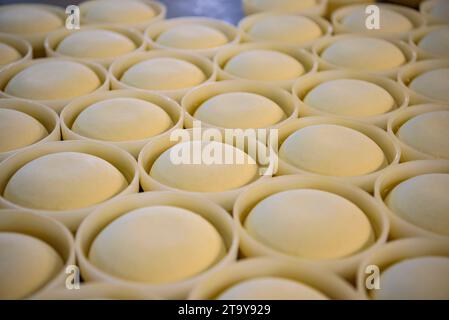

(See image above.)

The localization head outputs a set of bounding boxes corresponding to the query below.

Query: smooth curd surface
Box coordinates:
[245,189,374,259]
[4,152,128,210]
[89,205,226,283]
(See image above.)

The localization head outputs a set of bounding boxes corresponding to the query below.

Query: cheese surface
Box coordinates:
[279,124,386,176]
[224,49,305,81]
[0,109,48,153]
[217,277,328,300]
[5,61,101,100]
[72,98,173,142]
[193,92,285,129]
[121,58,206,90]
[385,173,449,236]
[89,206,226,283]
[0,232,63,299]
[245,189,374,259]
[4,152,128,210]
[304,79,395,116]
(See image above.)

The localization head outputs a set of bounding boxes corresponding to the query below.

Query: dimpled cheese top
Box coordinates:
[385,173,449,236]
[397,111,449,159]
[279,124,386,176]
[72,98,173,142]
[224,50,305,81]
[217,277,329,300]
[248,15,322,44]
[244,189,374,259]
[409,68,449,103]
[5,61,101,101]
[193,92,285,129]
[0,109,48,153]
[84,0,155,24]
[121,58,206,91]
[150,141,259,192]
[373,257,449,300]
[418,28,449,58]
[88,206,226,283]
[247,0,317,12]
[0,6,62,35]
[56,30,137,59]
[430,0,449,23]
[341,7,413,34]
[304,79,395,117]
[0,232,63,299]
[156,24,228,50]
[3,152,128,210]
[0,43,21,66]
[321,37,406,71]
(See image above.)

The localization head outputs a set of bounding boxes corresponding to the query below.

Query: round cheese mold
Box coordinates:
[89,206,226,283]
[357,238,449,299]
[194,93,284,129]
[75,192,238,299]
[0,209,74,299]
[0,141,139,232]
[215,43,317,90]
[0,232,63,299]
[138,130,272,211]
[190,257,361,299]
[399,60,449,105]
[242,0,327,16]
[388,104,449,161]
[386,173,449,237]
[277,117,400,192]
[293,70,408,128]
[0,99,60,162]
[327,0,375,16]
[33,283,158,300]
[225,50,305,81]
[45,26,145,67]
[0,4,64,57]
[71,98,172,141]
[110,51,215,102]
[0,33,32,69]
[410,26,449,60]
[61,90,183,158]
[217,277,329,300]
[238,13,331,47]
[3,152,128,211]
[316,77,386,107]
[0,43,20,67]
[144,17,239,58]
[0,109,47,153]
[279,124,386,176]
[313,35,415,79]
[244,189,375,260]
[182,80,298,131]
[374,257,449,300]
[375,160,449,239]
[157,25,228,50]
[0,58,109,113]
[80,0,166,31]
[233,175,389,279]
[420,0,449,25]
[121,59,205,90]
[332,4,424,40]
[150,141,258,192]
[410,69,449,103]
